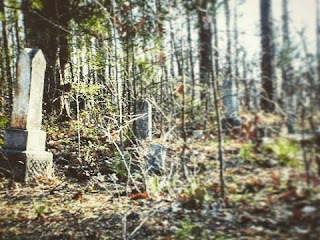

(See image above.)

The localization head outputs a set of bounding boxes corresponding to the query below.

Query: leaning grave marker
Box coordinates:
[2,48,53,182]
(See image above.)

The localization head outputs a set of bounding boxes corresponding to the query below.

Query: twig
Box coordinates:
[213,77,225,198]
[127,206,161,239]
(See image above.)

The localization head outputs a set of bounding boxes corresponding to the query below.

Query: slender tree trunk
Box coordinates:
[132,39,136,119]
[260,0,275,112]
[198,0,212,99]
[282,0,295,133]
[234,0,240,90]
[282,0,290,94]
[0,33,3,111]
[112,0,124,151]
[198,0,212,130]
[213,11,219,79]
[181,44,187,148]
[317,0,320,101]
[242,51,250,109]
[14,12,21,54]
[225,0,232,80]
[186,2,195,120]
[0,0,13,110]
[169,21,182,77]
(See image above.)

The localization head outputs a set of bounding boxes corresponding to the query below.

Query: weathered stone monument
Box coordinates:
[222,79,241,129]
[135,100,152,141]
[2,48,53,182]
[147,144,166,173]
[134,101,166,173]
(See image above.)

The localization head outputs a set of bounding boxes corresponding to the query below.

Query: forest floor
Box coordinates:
[0,117,320,240]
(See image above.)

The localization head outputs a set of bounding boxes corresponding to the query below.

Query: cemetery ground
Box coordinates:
[1,113,320,240]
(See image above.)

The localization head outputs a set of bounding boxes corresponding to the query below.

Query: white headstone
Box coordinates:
[223,79,239,119]
[2,48,53,183]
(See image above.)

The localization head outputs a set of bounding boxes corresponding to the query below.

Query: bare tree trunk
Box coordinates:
[225,0,232,80]
[242,51,251,109]
[282,0,296,133]
[186,2,195,120]
[198,0,212,130]
[317,0,320,102]
[13,8,21,54]
[169,21,182,77]
[0,33,3,112]
[198,0,212,99]
[281,0,290,91]
[0,0,13,110]
[112,0,123,151]
[181,44,187,150]
[234,0,240,91]
[260,0,275,112]
[213,10,219,79]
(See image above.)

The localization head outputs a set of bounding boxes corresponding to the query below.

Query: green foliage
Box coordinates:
[111,152,128,179]
[0,116,9,128]
[175,218,197,240]
[228,193,253,203]
[30,0,43,10]
[148,175,161,193]
[33,200,46,215]
[0,13,5,22]
[239,142,253,162]
[263,138,301,168]
[186,177,208,208]
[211,232,227,240]
[76,83,102,98]
[0,116,9,146]
[8,0,20,8]
[34,205,46,215]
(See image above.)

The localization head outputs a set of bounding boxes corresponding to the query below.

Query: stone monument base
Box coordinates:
[1,149,53,182]
[4,128,47,151]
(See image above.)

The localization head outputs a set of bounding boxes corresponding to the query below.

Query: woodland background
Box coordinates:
[0,0,320,239]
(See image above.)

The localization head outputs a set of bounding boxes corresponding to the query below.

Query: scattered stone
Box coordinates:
[192,130,203,139]
[301,206,316,215]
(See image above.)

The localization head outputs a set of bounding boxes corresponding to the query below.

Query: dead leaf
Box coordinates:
[130,192,149,200]
[239,212,254,223]
[278,189,297,201]
[270,172,281,186]
[35,213,46,222]
[176,84,184,95]
[293,209,303,220]
[114,15,122,26]
[72,191,83,201]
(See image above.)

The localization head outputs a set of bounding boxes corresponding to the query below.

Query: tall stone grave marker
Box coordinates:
[2,48,53,182]
[223,79,241,128]
[135,100,152,141]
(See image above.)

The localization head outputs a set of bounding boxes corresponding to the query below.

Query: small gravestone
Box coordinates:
[192,130,203,139]
[222,79,241,129]
[135,100,152,141]
[2,48,53,182]
[147,144,166,173]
